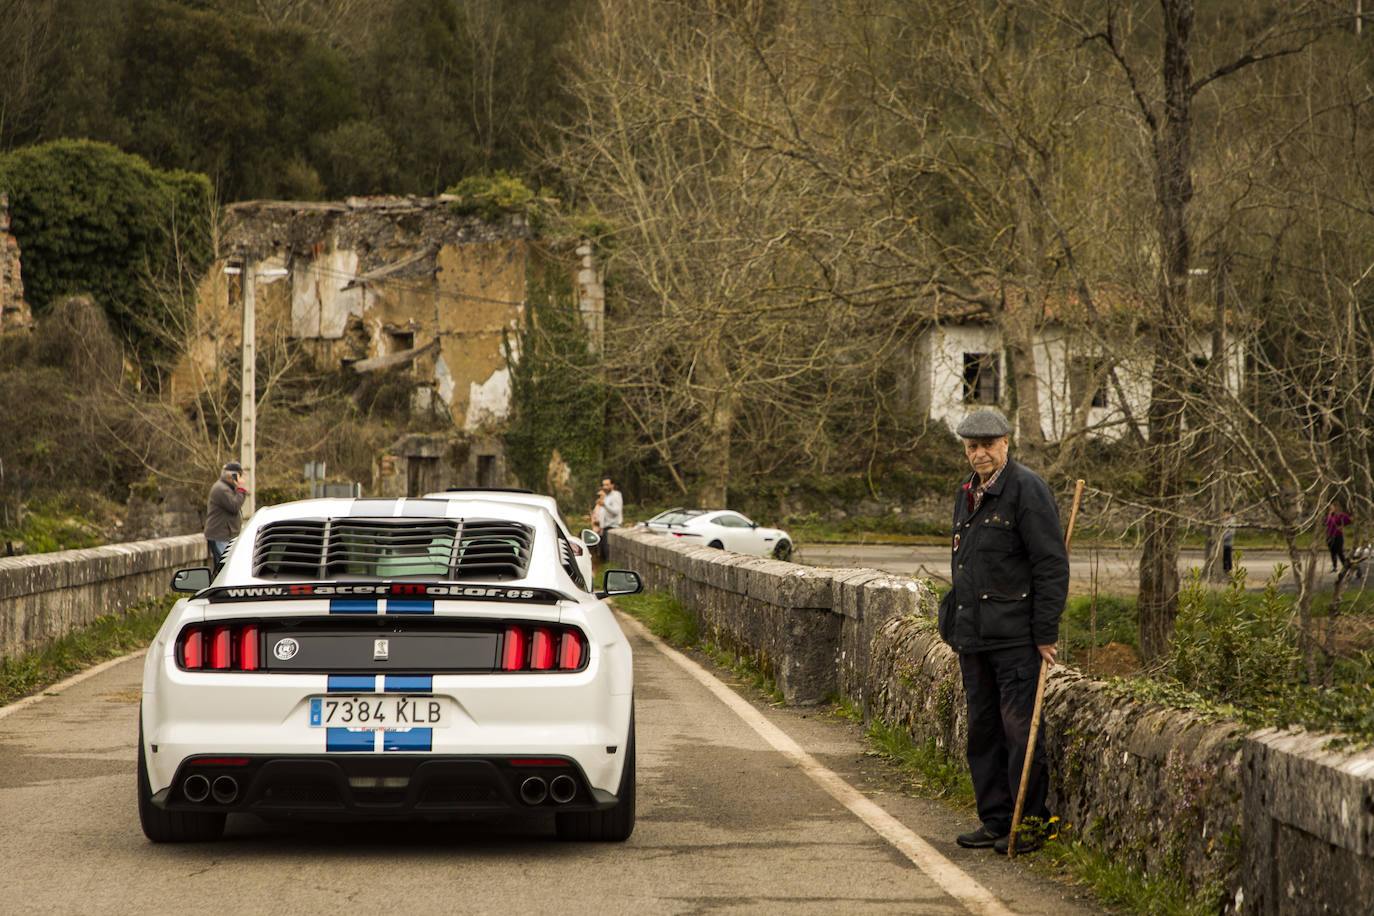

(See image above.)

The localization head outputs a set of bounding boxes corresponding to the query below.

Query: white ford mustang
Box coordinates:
[138,495,640,843]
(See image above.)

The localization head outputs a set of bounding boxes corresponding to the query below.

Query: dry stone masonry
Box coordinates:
[609,524,1374,915]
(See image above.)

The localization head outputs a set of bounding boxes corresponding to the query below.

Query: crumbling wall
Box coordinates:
[170,196,586,437]
[0,193,34,334]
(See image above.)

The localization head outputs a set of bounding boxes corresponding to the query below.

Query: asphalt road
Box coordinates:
[0,615,1105,915]
[797,543,1318,596]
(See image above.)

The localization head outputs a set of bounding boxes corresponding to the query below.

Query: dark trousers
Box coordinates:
[959,644,1050,834]
[1329,534,1346,571]
[1222,544,1233,573]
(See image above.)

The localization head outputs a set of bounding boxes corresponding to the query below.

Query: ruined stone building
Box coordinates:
[0,194,33,334]
[171,196,604,497]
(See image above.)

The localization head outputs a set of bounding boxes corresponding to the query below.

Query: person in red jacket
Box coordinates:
[204,461,248,572]
[1326,502,1353,573]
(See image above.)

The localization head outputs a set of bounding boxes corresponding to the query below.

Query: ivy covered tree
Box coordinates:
[0,138,213,379]
[503,257,606,512]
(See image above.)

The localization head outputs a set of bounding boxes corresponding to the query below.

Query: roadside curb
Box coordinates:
[0,649,146,721]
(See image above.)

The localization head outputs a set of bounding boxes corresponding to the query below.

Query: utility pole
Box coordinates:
[241,256,257,516]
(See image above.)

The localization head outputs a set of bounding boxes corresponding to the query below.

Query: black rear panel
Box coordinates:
[263,627,500,672]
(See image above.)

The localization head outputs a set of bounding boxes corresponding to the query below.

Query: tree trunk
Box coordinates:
[1136,0,1194,663]
[695,341,735,507]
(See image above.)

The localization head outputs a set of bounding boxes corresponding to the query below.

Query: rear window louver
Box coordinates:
[252,518,534,581]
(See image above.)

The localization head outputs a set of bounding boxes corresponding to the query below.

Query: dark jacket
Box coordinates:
[937,457,1069,653]
[204,477,246,541]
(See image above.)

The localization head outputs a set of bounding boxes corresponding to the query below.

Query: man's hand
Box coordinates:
[1037,643,1058,665]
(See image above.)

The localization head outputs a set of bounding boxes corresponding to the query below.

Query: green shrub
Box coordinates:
[0,139,213,376]
[1165,571,1299,702]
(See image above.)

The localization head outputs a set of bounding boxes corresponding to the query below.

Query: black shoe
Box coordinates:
[995,830,1045,855]
[956,825,1007,848]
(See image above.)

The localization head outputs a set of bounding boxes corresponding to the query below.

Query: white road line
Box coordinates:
[621,613,1014,916]
[0,649,146,721]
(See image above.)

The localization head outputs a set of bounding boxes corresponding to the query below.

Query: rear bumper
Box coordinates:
[150,754,621,820]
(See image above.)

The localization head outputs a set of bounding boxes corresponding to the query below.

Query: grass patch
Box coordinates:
[0,491,121,553]
[614,588,784,702]
[864,716,974,802]
[707,645,785,704]
[612,589,699,647]
[0,594,176,706]
[1060,593,1138,657]
[1040,838,1219,916]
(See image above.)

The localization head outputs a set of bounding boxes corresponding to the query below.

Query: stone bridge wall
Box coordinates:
[609,525,1374,914]
[0,535,204,660]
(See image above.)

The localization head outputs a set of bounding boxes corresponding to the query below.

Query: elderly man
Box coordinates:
[938,408,1068,854]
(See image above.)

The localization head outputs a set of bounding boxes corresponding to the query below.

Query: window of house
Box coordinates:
[962,352,1000,404]
[389,329,415,351]
[1070,357,1108,409]
[476,454,496,488]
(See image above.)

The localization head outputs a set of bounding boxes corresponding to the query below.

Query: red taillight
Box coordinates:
[531,628,556,670]
[209,626,231,669]
[558,632,584,670]
[181,629,203,668]
[501,624,587,672]
[178,623,262,672]
[502,626,527,671]
[238,625,260,671]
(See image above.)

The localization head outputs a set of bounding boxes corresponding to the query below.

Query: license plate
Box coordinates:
[309,695,448,728]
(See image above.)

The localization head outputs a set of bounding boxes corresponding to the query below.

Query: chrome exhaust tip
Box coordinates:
[182,774,211,803]
[549,774,577,804]
[519,776,548,805]
[211,775,239,805]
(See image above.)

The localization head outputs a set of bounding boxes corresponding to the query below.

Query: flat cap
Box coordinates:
[956,408,1011,438]
[223,461,243,473]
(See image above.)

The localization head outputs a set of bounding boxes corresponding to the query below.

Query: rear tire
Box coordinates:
[708,540,724,549]
[556,712,635,842]
[137,717,226,843]
[772,540,793,562]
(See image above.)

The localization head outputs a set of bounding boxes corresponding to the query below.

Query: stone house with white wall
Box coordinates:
[912,296,1244,442]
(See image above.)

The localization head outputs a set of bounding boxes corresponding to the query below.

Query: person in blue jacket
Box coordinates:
[938,408,1068,854]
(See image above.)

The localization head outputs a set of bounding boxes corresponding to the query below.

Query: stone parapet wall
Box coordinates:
[0,535,204,660]
[612,526,929,705]
[608,525,1374,914]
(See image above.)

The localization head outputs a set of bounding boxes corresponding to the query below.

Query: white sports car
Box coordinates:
[138,495,640,843]
[640,508,793,561]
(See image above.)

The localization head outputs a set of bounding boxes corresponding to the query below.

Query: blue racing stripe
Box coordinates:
[384,676,432,693]
[385,599,434,614]
[328,675,377,692]
[327,728,376,752]
[331,599,378,614]
[384,728,432,751]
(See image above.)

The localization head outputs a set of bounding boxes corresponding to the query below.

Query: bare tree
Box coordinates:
[0,0,60,148]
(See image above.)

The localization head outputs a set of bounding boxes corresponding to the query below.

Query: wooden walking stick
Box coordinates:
[1008,477,1084,857]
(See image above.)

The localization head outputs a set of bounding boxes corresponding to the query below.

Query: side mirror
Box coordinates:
[172,567,213,594]
[581,528,601,547]
[595,569,643,599]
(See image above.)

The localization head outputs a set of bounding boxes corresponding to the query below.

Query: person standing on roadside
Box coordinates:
[1221,509,1238,575]
[938,408,1069,855]
[1326,502,1353,573]
[205,461,248,573]
[599,476,623,562]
